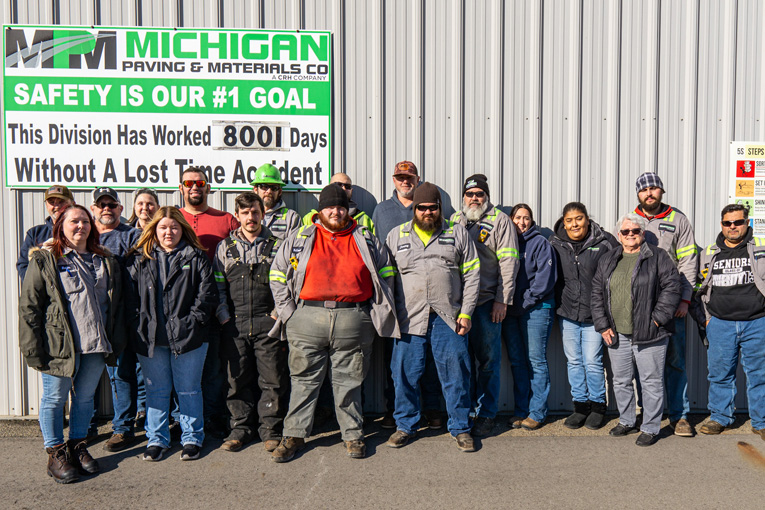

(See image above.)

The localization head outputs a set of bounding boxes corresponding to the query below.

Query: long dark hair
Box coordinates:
[50,204,107,259]
[561,201,589,219]
[510,203,534,221]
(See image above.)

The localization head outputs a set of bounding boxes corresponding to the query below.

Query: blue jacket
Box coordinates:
[508,223,557,316]
[99,223,141,265]
[17,217,54,282]
[372,191,413,242]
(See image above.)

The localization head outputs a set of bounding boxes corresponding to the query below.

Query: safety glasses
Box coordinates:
[619,228,642,236]
[722,219,747,227]
[257,184,281,192]
[182,180,207,188]
[416,205,439,212]
[465,191,486,198]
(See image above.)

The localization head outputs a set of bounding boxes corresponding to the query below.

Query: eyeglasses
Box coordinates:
[336,183,352,190]
[257,183,281,192]
[465,191,486,198]
[722,219,747,227]
[416,205,439,212]
[182,180,207,188]
[97,202,120,210]
[619,228,642,236]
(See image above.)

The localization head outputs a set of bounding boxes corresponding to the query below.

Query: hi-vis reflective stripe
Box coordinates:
[399,224,411,237]
[269,270,287,283]
[496,247,519,260]
[214,271,225,283]
[706,243,716,255]
[460,258,480,274]
[486,209,498,221]
[675,244,698,259]
[667,211,676,222]
[756,237,764,247]
[378,265,396,278]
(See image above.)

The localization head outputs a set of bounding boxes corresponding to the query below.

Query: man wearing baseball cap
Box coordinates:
[251,163,301,240]
[634,172,699,437]
[16,185,74,281]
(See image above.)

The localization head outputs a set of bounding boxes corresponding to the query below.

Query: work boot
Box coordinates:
[46,444,79,484]
[103,433,136,452]
[752,428,765,441]
[386,430,414,448]
[472,417,495,437]
[344,439,366,459]
[699,420,726,435]
[67,439,99,475]
[609,423,638,436]
[263,439,280,452]
[671,418,695,437]
[380,410,396,429]
[220,439,244,452]
[507,416,524,429]
[564,401,590,429]
[454,433,475,452]
[585,401,607,430]
[635,432,658,447]
[423,409,443,429]
[520,417,542,430]
[271,437,305,463]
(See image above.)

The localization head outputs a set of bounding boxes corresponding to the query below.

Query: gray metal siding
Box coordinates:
[2,0,762,416]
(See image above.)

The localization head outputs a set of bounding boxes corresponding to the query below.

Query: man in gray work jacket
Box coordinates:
[385,182,481,452]
[449,174,519,437]
[268,184,399,462]
[634,172,699,437]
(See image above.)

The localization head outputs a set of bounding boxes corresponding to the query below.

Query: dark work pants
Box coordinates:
[221,315,289,442]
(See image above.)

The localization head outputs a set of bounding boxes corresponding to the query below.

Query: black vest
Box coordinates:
[223,235,278,326]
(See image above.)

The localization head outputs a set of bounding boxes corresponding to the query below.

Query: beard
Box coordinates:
[263,191,281,210]
[639,195,662,214]
[97,215,118,226]
[413,211,442,232]
[398,188,415,199]
[187,194,204,206]
[318,211,350,232]
[462,201,489,222]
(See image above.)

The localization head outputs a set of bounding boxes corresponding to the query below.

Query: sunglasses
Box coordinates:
[619,228,642,236]
[182,180,207,188]
[416,205,439,212]
[465,191,486,198]
[336,183,352,190]
[97,202,120,210]
[257,183,281,192]
[722,219,747,227]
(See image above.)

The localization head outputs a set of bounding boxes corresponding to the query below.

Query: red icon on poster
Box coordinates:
[738,160,755,178]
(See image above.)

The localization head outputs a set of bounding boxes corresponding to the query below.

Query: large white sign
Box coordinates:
[729,141,765,234]
[3,26,332,191]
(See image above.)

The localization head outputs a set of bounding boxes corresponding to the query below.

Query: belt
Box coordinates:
[301,300,369,309]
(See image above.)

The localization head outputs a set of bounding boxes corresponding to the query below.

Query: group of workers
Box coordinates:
[16,161,765,484]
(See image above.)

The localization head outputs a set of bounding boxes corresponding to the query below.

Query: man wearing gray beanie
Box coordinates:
[385,182,481,452]
[634,172,698,438]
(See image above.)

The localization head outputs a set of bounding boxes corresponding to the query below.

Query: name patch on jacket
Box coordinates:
[479,222,494,231]
[271,224,287,232]
[397,243,411,252]
[755,251,765,260]
[291,246,304,253]
[438,237,455,245]
[658,223,676,233]
[588,247,600,251]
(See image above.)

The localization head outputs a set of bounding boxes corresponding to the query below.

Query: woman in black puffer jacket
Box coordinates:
[591,212,681,447]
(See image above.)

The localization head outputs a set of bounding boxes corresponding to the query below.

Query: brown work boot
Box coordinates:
[699,420,726,435]
[423,409,443,429]
[220,439,244,452]
[507,416,524,429]
[521,417,542,430]
[386,430,413,448]
[752,428,765,441]
[263,439,280,452]
[671,418,695,437]
[67,439,99,475]
[380,410,396,429]
[454,433,475,452]
[103,433,136,452]
[271,437,305,463]
[344,439,366,459]
[46,444,79,484]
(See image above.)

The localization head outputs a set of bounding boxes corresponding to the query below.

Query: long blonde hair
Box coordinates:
[131,206,205,260]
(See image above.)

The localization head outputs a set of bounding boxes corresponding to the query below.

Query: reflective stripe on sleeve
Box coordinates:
[269,270,287,283]
[676,245,699,259]
[460,258,480,274]
[496,247,519,260]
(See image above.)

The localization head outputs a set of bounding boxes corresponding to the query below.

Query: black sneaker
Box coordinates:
[635,432,658,447]
[142,445,168,462]
[472,417,495,437]
[180,444,201,461]
[609,423,638,436]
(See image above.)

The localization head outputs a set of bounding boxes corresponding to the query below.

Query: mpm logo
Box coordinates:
[5,28,116,69]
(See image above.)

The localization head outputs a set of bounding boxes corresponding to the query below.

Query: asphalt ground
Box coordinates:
[1,413,764,509]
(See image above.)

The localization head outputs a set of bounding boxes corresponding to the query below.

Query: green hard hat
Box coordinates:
[250,163,284,186]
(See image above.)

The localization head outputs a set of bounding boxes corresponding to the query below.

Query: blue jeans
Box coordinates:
[40,353,106,448]
[665,317,689,421]
[391,313,472,436]
[468,301,503,418]
[138,344,208,448]
[706,316,765,430]
[107,346,143,435]
[502,302,554,422]
[559,318,606,404]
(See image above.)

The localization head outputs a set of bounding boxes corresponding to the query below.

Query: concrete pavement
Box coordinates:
[1,415,764,509]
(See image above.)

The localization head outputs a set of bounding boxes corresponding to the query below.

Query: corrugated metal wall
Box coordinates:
[2,0,761,417]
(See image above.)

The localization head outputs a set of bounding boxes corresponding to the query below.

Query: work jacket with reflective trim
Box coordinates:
[635,204,699,302]
[213,226,279,324]
[449,204,519,306]
[269,220,400,339]
[695,233,765,322]
[386,220,481,335]
[263,200,301,240]
[302,203,375,234]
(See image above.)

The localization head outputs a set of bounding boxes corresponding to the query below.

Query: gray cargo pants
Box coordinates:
[282,303,375,441]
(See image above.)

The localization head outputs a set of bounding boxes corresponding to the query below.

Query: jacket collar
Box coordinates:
[635,203,672,220]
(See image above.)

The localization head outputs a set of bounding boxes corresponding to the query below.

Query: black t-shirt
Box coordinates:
[708,230,765,321]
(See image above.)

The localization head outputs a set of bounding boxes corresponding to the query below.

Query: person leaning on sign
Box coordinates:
[448,174,519,437]
[16,185,74,282]
[591,213,682,447]
[385,182,481,452]
[19,204,126,484]
[213,192,289,454]
[268,183,399,462]
[251,163,301,240]
[302,172,375,233]
[694,204,765,440]
[125,207,217,462]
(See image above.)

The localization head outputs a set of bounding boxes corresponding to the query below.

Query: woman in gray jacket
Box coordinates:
[591,213,682,446]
